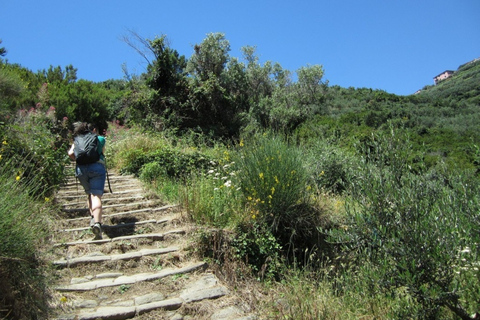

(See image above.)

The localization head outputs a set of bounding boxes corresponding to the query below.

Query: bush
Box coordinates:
[121,146,214,180]
[306,141,357,194]
[329,130,480,318]
[139,161,165,182]
[234,133,323,267]
[235,133,309,227]
[1,106,70,196]
[0,159,54,319]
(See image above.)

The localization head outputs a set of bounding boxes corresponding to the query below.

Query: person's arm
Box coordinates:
[68,143,75,161]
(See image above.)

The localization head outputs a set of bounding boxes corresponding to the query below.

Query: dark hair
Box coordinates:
[87,123,97,132]
[72,122,89,136]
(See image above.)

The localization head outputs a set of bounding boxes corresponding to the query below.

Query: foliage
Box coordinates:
[183,160,245,227]
[329,129,480,319]
[233,133,325,268]
[232,221,283,280]
[185,33,246,138]
[0,159,54,320]
[121,145,214,180]
[263,268,414,320]
[1,106,70,196]
[305,141,358,194]
[0,65,24,111]
[0,39,6,57]
[49,79,110,133]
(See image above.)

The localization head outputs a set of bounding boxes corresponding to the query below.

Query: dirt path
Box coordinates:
[49,168,256,320]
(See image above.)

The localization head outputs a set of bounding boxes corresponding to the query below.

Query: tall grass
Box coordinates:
[234,133,310,231]
[182,162,245,227]
[0,159,54,319]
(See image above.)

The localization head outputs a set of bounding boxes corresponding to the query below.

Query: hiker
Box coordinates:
[68,122,106,240]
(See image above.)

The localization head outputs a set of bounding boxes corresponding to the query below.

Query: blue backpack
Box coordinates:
[73,132,100,165]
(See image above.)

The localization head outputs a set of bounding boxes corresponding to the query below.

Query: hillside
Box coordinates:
[419,57,480,104]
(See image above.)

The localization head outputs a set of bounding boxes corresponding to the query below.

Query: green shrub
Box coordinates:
[330,130,480,318]
[232,221,283,280]
[306,141,357,194]
[121,146,213,180]
[0,159,53,319]
[139,161,165,182]
[1,107,70,196]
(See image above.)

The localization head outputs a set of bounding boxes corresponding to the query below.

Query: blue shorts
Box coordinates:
[75,162,106,196]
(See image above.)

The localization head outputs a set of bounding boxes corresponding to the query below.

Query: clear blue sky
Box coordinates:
[1,0,479,95]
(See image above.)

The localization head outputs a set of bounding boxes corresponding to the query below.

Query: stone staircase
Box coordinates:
[50,169,255,320]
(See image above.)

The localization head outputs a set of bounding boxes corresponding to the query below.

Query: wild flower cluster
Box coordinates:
[207,160,238,192]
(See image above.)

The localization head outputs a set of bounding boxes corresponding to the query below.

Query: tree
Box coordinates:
[146,35,187,97]
[121,31,190,131]
[39,65,78,84]
[296,64,327,106]
[50,80,109,132]
[187,32,230,81]
[185,33,246,138]
[0,39,6,58]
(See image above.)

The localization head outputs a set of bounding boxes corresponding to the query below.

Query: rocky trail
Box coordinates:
[49,168,256,320]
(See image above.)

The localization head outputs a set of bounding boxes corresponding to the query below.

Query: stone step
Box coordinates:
[61,181,139,191]
[61,200,157,213]
[59,218,165,233]
[55,261,207,292]
[64,205,178,222]
[53,246,180,267]
[62,195,146,207]
[54,274,229,320]
[53,230,186,247]
[57,187,143,196]
[62,178,140,186]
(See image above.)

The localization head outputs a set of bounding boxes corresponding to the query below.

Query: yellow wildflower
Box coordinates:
[2,140,7,145]
[259,172,264,179]
[274,176,279,184]
[239,139,244,147]
[45,197,50,202]
[60,296,67,303]
[16,176,20,181]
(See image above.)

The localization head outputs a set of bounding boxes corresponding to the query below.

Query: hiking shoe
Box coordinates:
[92,223,102,240]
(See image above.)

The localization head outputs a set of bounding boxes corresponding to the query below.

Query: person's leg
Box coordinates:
[90,194,103,224]
[88,163,106,240]
[87,195,95,226]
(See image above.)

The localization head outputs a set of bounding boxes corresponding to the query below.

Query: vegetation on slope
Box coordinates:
[1,35,480,319]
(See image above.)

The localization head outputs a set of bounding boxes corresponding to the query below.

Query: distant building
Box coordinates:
[433,70,454,85]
